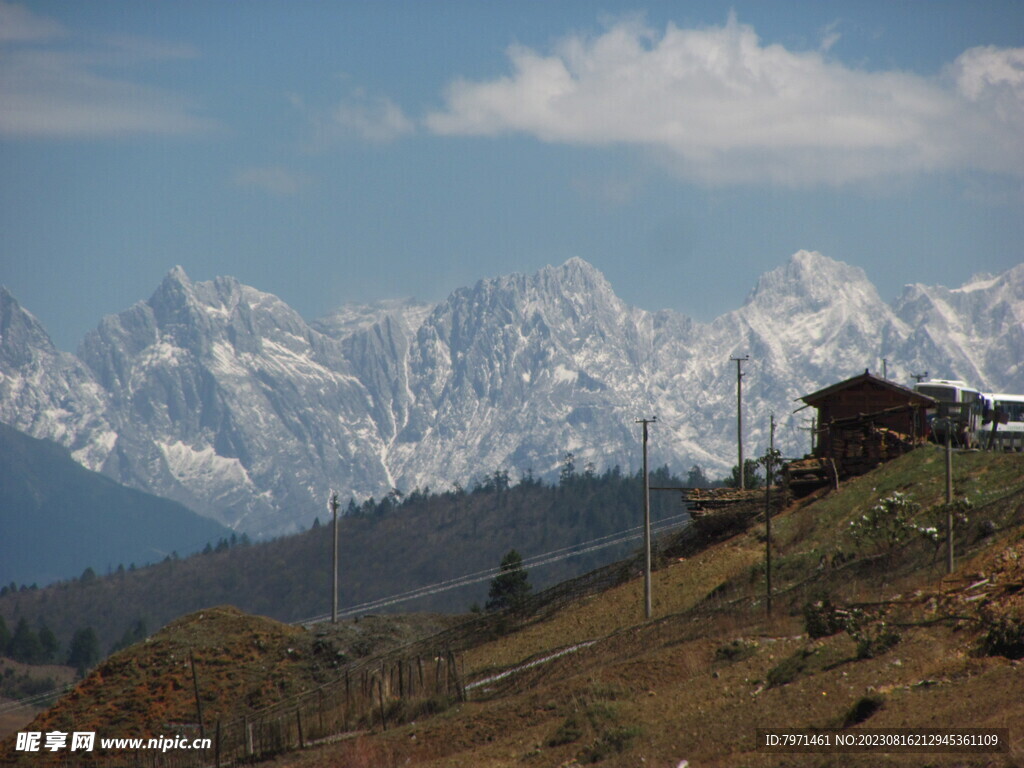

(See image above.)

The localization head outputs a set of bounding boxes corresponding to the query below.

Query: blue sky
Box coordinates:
[2,0,1022,351]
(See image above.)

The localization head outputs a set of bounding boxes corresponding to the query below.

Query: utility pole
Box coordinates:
[636,417,656,620]
[731,355,750,489]
[945,425,954,574]
[189,651,205,740]
[765,413,775,617]
[882,359,888,380]
[329,491,340,623]
[799,417,817,456]
[911,371,929,384]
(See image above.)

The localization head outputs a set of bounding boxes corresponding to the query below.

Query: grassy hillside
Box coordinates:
[4,447,1023,766]
[276,447,1024,767]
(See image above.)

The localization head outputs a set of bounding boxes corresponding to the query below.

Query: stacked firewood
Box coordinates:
[830,423,916,476]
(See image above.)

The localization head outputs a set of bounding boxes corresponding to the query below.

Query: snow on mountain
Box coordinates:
[0,287,116,471]
[312,297,434,339]
[892,263,1024,392]
[388,257,656,489]
[1,253,1021,536]
[77,268,392,534]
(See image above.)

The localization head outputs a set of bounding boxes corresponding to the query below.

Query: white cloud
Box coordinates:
[233,166,311,197]
[819,20,841,53]
[0,0,64,42]
[0,1,216,138]
[425,15,1024,186]
[332,89,415,143]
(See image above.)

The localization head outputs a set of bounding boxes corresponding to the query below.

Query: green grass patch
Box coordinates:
[714,639,759,663]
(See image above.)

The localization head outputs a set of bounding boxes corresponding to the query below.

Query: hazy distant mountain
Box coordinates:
[0,287,116,472]
[1,252,1021,537]
[0,421,231,586]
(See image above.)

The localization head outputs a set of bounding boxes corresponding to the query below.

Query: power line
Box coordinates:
[0,684,74,715]
[296,513,693,625]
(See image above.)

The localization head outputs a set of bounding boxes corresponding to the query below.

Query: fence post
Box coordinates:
[344,671,351,730]
[377,674,387,731]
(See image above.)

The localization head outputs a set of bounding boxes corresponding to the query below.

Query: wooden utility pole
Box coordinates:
[945,426,954,574]
[765,414,775,617]
[330,492,340,623]
[189,651,205,740]
[731,355,749,489]
[636,417,656,620]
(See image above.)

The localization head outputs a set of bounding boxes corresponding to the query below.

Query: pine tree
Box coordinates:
[725,459,763,489]
[486,549,531,612]
[559,453,576,486]
[8,618,43,664]
[0,615,9,656]
[686,464,709,488]
[67,627,99,676]
[38,623,59,663]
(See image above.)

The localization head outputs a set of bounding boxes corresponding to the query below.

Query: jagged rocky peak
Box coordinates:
[0,286,58,366]
[534,257,617,306]
[314,297,434,340]
[143,267,312,352]
[744,250,880,312]
[3,253,1022,537]
[0,288,116,472]
[897,262,1024,318]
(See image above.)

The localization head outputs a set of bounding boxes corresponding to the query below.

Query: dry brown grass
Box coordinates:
[268,450,1024,768]
[9,449,1024,767]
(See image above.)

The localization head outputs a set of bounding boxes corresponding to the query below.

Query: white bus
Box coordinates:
[978,393,1024,450]
[913,379,985,448]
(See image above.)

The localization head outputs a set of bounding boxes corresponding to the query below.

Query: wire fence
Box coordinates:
[44,518,697,767]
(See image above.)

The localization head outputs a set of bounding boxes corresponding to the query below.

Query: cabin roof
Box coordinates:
[800,369,936,408]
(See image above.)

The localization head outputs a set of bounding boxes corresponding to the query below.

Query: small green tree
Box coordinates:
[686,464,709,488]
[724,459,762,489]
[8,618,43,664]
[67,627,99,676]
[486,549,532,612]
[38,623,59,663]
[0,615,10,656]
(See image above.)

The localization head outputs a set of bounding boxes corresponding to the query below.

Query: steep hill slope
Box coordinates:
[0,422,231,586]
[4,448,1023,767]
[284,448,1024,767]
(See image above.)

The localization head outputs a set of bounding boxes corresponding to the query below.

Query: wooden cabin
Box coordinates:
[798,370,935,480]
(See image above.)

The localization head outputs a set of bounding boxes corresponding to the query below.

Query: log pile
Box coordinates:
[782,457,838,498]
[685,487,776,517]
[829,423,918,477]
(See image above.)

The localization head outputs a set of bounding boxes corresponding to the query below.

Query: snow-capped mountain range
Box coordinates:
[2,252,1022,536]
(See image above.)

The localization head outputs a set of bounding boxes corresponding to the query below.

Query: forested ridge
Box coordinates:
[0,461,699,663]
